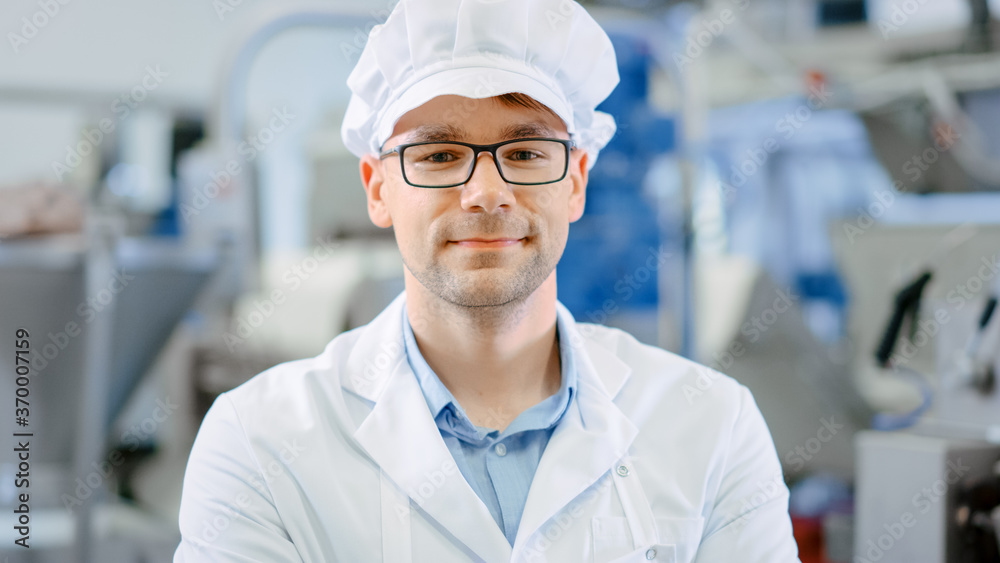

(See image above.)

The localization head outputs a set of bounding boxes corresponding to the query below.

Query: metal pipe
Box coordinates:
[204,4,375,302]
[211,4,374,143]
[73,212,123,563]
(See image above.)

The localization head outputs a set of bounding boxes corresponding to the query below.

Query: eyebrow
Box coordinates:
[406,124,469,143]
[497,122,558,140]
[403,122,560,144]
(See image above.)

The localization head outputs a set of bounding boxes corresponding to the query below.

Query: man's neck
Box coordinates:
[404,273,562,432]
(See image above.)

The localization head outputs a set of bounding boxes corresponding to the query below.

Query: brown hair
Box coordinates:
[494,92,561,120]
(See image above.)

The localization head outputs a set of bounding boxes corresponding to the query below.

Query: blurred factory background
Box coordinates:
[1,0,1000,561]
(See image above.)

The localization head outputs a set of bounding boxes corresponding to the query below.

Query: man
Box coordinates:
[175,0,800,561]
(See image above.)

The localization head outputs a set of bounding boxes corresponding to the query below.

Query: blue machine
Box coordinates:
[556,33,676,338]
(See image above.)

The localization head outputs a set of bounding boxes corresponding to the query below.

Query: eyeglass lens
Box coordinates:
[401,140,567,187]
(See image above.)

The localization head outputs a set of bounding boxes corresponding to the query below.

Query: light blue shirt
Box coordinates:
[402,305,577,545]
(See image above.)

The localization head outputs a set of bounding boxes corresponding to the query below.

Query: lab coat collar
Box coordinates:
[341,291,630,404]
[343,291,636,561]
[402,299,580,443]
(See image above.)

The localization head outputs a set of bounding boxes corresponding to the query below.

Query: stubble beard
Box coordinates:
[402,217,560,328]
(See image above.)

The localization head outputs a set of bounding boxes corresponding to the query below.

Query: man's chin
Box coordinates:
[413,255,554,309]
[441,283,525,309]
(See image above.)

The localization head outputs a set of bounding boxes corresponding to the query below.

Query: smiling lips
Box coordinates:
[451,237,524,248]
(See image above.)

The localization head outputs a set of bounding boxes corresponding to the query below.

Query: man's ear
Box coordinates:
[360,154,393,228]
[568,150,588,223]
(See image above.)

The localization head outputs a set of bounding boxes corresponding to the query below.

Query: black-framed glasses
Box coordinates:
[378,137,576,188]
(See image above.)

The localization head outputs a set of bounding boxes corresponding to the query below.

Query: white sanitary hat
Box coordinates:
[340,0,619,170]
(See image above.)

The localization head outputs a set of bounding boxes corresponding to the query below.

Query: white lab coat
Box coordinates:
[175,292,800,562]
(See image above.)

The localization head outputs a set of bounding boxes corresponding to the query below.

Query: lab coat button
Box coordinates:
[616,465,629,477]
[645,548,656,559]
[495,443,507,456]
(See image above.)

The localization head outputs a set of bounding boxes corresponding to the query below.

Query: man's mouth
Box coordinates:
[450,237,525,248]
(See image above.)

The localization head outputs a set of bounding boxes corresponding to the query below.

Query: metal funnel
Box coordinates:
[0,234,218,467]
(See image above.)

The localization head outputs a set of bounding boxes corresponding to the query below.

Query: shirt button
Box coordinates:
[645,548,657,560]
[494,442,507,457]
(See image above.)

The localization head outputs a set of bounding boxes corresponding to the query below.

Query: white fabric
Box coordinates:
[340,0,620,169]
[174,292,801,562]
[380,469,412,562]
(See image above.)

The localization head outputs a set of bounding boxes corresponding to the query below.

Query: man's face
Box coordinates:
[359,94,588,309]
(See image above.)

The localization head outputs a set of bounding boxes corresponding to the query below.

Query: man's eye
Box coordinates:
[508,150,540,161]
[424,152,458,163]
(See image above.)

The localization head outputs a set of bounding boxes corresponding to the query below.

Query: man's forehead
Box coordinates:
[403,122,562,143]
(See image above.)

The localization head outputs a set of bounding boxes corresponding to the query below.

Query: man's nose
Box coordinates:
[460,152,515,213]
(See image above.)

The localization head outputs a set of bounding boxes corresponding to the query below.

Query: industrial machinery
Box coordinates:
[0,217,219,562]
[835,222,1000,563]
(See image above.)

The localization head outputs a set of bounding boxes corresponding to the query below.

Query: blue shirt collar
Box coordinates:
[402,304,577,443]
